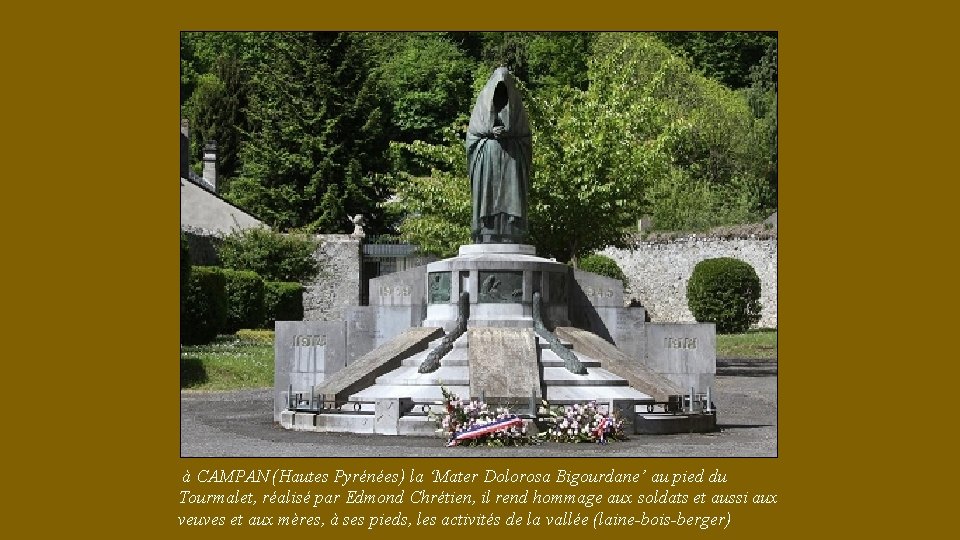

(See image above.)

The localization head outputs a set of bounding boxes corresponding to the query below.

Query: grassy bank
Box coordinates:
[716,328,777,359]
[180,330,274,390]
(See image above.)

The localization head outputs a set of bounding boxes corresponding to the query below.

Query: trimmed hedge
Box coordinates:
[687,257,761,334]
[180,231,191,314]
[222,269,266,333]
[181,266,228,345]
[578,253,628,287]
[219,227,319,282]
[263,281,304,329]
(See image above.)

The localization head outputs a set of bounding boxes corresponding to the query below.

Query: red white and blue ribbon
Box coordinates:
[447,416,523,447]
[593,416,611,444]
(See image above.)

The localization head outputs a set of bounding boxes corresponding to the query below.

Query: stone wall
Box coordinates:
[182,229,221,266]
[304,234,362,321]
[602,236,777,328]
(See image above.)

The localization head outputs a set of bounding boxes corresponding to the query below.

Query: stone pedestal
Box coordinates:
[423,244,570,330]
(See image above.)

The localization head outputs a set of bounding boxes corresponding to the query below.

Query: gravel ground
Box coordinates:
[180,375,776,458]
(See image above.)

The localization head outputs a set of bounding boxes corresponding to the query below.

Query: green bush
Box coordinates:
[235,329,275,344]
[181,266,228,345]
[263,281,304,328]
[180,231,191,313]
[578,253,628,287]
[222,269,266,333]
[218,227,319,282]
[687,257,761,334]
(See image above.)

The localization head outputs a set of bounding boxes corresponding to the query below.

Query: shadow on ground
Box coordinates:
[180,357,208,388]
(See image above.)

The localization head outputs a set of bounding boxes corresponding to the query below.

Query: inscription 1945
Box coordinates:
[664,337,698,350]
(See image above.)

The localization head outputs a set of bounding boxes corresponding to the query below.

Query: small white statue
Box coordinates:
[350,214,366,236]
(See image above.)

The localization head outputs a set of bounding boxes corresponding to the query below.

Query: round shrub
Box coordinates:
[578,253,628,287]
[222,269,266,333]
[263,281,304,329]
[687,257,761,334]
[181,266,228,345]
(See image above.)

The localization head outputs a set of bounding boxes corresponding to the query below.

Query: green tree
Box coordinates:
[389,33,773,256]
[589,33,774,230]
[390,125,472,257]
[228,32,392,233]
[526,85,651,263]
[183,54,247,184]
[368,33,477,147]
[654,31,777,89]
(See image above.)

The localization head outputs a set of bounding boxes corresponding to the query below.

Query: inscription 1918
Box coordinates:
[295,334,326,347]
[665,337,698,349]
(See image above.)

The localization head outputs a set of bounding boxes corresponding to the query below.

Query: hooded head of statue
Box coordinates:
[466,67,532,244]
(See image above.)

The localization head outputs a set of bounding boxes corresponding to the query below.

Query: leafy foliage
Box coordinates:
[589,33,774,231]
[369,33,476,147]
[687,257,762,334]
[218,227,318,283]
[181,32,777,251]
[263,281,304,328]
[655,32,777,89]
[577,254,628,286]
[183,54,247,184]
[390,125,472,257]
[228,32,392,233]
[221,269,266,333]
[180,231,191,311]
[181,266,228,345]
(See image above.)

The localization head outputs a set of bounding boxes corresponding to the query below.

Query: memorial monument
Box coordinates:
[274,68,718,437]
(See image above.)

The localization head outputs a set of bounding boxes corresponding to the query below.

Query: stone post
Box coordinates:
[202,140,217,192]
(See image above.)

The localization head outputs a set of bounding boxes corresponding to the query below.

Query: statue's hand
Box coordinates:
[492,126,505,138]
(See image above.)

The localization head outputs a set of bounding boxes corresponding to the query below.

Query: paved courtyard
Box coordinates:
[180,374,776,458]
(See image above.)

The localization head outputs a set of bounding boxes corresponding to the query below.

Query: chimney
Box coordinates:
[202,140,217,192]
[180,118,190,179]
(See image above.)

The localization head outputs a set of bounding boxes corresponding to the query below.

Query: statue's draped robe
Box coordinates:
[466,68,532,243]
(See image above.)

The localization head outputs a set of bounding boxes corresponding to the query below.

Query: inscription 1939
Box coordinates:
[665,337,698,349]
[379,285,411,297]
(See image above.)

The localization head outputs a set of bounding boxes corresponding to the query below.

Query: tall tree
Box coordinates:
[228,32,392,233]
[183,53,248,184]
[655,31,777,89]
[367,33,476,147]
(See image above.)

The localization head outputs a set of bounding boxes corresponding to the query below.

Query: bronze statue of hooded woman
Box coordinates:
[466,67,532,244]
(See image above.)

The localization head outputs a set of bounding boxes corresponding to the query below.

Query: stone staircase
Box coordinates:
[329,330,659,435]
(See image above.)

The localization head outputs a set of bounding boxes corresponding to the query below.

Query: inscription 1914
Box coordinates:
[294,334,326,347]
[665,337,698,349]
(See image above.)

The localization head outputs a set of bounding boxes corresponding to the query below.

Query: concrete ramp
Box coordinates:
[316,327,442,402]
[468,328,541,402]
[555,327,682,401]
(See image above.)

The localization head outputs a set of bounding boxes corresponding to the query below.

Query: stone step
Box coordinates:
[541,366,629,386]
[539,348,601,367]
[427,333,470,349]
[545,386,654,402]
[375,366,469,386]
[349,384,470,404]
[399,350,429,366]
[536,334,572,349]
